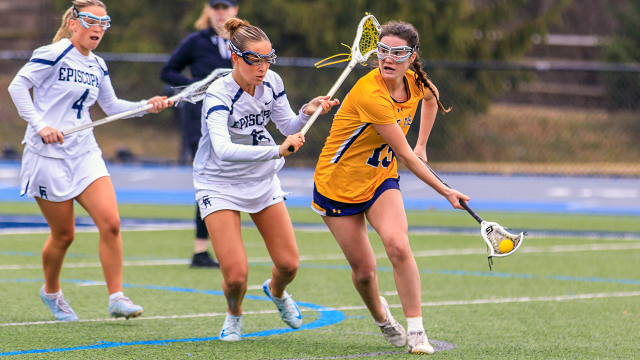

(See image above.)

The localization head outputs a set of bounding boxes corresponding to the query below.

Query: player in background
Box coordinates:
[7,0,171,321]
[161,0,239,269]
[312,21,469,355]
[195,18,338,341]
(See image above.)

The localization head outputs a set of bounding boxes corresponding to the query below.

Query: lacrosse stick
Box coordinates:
[61,68,232,136]
[288,13,381,151]
[420,159,525,269]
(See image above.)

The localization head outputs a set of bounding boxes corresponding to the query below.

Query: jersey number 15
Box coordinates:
[367,143,395,168]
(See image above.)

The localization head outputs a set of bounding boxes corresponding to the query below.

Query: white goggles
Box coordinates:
[77,12,111,31]
[376,42,415,63]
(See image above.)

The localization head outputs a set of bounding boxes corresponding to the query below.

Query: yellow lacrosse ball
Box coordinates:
[498,239,514,253]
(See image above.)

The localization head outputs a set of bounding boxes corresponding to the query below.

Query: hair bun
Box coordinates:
[224,18,250,38]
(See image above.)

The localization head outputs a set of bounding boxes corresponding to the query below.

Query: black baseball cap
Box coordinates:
[209,0,237,6]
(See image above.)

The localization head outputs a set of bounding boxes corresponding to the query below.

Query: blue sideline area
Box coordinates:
[1,161,640,215]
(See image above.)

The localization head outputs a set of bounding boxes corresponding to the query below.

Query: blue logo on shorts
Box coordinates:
[202,195,211,208]
[39,186,48,200]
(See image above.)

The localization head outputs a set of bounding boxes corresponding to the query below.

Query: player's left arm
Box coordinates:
[374,122,468,210]
[414,81,439,162]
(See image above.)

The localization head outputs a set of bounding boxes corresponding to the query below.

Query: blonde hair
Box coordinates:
[194,4,212,30]
[52,0,106,43]
[224,18,269,52]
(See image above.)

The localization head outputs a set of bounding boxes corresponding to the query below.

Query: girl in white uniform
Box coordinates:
[7,0,171,321]
[194,18,338,341]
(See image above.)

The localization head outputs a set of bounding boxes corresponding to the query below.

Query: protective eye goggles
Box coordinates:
[230,42,277,66]
[72,6,111,31]
[376,42,416,63]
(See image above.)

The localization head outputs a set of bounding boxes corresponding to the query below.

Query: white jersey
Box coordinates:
[8,38,147,159]
[193,69,310,184]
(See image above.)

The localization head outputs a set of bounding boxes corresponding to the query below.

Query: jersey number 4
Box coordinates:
[367,143,395,168]
[72,89,90,119]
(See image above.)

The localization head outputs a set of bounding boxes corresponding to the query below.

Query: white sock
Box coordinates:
[44,289,62,300]
[109,291,124,304]
[406,317,425,332]
[374,317,390,327]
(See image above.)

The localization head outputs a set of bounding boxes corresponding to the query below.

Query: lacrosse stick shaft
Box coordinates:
[61,94,183,136]
[288,57,358,151]
[420,159,484,224]
[60,94,182,136]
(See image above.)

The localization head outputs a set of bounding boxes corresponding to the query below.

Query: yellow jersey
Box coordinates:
[313,68,424,204]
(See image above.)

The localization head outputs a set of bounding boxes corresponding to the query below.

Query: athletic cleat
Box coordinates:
[39,286,79,322]
[189,251,220,269]
[220,313,242,341]
[378,296,407,347]
[262,279,303,329]
[108,295,144,319]
[407,329,435,355]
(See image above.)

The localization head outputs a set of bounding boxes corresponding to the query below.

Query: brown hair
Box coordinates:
[52,0,106,43]
[379,21,450,113]
[224,18,270,53]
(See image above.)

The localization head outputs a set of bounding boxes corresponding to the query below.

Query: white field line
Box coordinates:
[2,243,640,271]
[2,291,638,327]
[330,291,640,311]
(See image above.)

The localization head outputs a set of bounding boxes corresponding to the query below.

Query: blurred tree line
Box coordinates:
[604,0,640,110]
[52,0,569,162]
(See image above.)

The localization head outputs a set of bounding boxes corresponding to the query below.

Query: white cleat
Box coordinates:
[378,296,407,347]
[220,313,242,341]
[262,279,303,329]
[407,329,435,355]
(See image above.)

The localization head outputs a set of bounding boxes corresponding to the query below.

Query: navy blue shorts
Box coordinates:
[312,177,400,217]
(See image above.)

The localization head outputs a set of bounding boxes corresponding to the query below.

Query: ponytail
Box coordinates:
[412,57,450,114]
[52,0,107,44]
[224,18,269,52]
[52,7,74,43]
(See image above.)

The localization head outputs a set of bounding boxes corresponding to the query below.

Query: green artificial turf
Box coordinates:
[0,205,638,358]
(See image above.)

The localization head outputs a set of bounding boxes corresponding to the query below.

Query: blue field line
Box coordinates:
[0,279,345,357]
[4,187,640,215]
[3,214,640,240]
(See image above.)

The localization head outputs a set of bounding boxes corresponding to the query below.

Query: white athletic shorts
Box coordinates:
[195,174,290,219]
[20,147,109,202]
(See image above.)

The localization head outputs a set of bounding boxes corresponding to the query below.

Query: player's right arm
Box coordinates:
[205,92,300,161]
[8,46,63,144]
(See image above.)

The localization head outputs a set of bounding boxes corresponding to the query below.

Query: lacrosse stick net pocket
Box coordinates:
[481,221,524,258]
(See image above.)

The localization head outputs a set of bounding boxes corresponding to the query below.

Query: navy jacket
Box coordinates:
[160,27,232,87]
[161,27,233,146]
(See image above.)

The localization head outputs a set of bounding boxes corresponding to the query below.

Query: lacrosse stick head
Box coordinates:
[481,221,524,258]
[314,14,381,68]
[351,14,382,64]
[178,67,232,104]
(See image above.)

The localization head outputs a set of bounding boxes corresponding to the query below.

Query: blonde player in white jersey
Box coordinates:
[194,18,338,341]
[7,0,171,321]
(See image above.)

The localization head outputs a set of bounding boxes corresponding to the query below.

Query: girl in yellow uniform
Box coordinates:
[313,21,470,355]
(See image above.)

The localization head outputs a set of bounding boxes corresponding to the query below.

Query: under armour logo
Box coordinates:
[332,209,341,214]
[397,108,404,112]
[39,186,48,200]
[202,195,211,208]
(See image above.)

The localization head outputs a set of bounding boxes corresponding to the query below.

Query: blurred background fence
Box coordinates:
[3,53,640,176]
[1,0,639,176]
